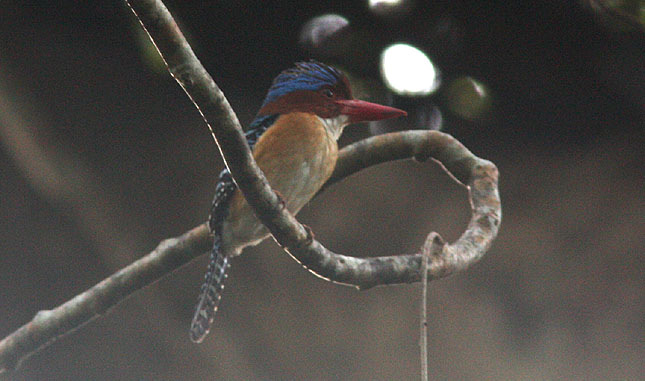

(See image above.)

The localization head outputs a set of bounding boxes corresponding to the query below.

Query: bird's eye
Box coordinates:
[322,88,334,98]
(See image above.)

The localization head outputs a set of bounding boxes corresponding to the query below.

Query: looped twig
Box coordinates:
[281,130,501,290]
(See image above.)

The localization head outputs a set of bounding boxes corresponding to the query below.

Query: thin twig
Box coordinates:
[420,237,430,381]
[419,233,446,381]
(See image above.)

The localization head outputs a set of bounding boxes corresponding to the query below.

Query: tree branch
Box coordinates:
[0,0,501,372]
[0,225,211,372]
[280,130,500,290]
[126,0,501,289]
[0,130,499,372]
[124,0,318,260]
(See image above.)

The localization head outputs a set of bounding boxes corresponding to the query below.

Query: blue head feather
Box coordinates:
[260,61,344,109]
[246,61,346,150]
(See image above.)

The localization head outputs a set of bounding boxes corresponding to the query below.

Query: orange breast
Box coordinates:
[223,112,338,252]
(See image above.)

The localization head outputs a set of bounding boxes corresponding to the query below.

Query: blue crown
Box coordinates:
[260,61,344,108]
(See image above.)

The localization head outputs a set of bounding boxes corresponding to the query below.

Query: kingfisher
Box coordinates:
[190,60,406,343]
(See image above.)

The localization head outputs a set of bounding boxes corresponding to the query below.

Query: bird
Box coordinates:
[190,60,406,343]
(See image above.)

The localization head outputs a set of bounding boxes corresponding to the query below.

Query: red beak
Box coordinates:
[335,99,407,124]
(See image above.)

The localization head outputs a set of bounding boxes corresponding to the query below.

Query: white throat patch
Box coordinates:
[318,115,350,141]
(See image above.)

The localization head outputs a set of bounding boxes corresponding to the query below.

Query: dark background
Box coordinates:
[0,1,643,380]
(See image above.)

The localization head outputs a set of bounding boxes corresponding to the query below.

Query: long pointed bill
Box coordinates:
[335,99,407,124]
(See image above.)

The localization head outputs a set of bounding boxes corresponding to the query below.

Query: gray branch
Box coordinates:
[0,225,211,372]
[0,130,500,372]
[0,0,501,372]
[314,130,501,290]
[127,0,501,290]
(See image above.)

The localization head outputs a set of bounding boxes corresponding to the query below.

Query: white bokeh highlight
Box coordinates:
[380,43,439,96]
[369,0,403,6]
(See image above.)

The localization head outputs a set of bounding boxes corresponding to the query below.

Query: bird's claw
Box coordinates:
[300,224,315,247]
[274,190,286,210]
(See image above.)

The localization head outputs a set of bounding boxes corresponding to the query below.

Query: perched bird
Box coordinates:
[190,61,406,343]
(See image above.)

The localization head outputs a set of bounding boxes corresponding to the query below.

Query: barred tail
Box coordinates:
[190,238,230,343]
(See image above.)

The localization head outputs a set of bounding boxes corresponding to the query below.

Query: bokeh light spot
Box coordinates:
[299,14,350,50]
[444,76,492,121]
[369,0,403,6]
[380,43,439,96]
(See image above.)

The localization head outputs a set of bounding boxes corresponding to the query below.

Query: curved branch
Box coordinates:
[0,0,501,372]
[126,0,299,239]
[125,0,316,257]
[288,130,500,289]
[0,131,499,372]
[126,0,500,290]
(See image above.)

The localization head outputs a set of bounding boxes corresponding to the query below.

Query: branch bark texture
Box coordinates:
[0,130,499,372]
[312,130,501,289]
[0,0,501,372]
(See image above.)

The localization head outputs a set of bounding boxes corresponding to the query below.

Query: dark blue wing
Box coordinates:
[208,114,279,234]
[244,114,279,152]
[193,114,280,343]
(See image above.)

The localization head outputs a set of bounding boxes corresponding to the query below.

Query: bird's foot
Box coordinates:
[273,190,286,210]
[299,223,315,247]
